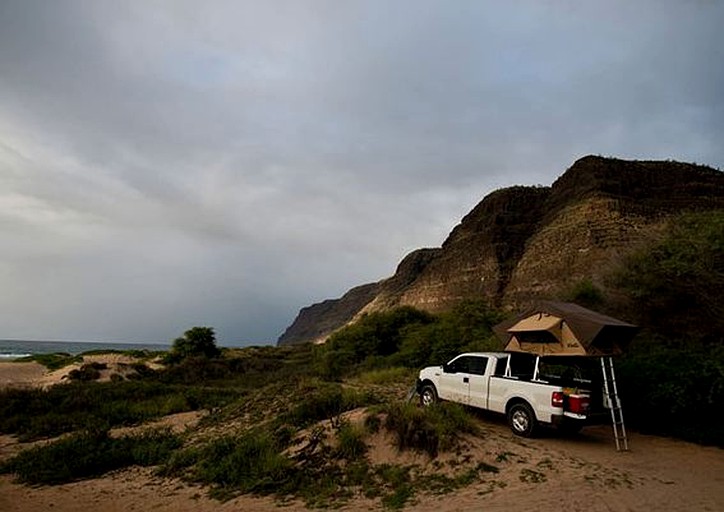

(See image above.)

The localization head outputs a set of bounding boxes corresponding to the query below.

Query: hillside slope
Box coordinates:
[279,156,724,346]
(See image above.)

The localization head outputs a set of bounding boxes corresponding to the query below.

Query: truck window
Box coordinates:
[447,356,470,373]
[468,356,489,376]
[494,356,508,376]
[508,353,537,380]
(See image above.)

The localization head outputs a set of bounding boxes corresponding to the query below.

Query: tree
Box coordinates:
[170,326,220,360]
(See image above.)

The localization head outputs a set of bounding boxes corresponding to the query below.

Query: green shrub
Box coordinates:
[565,279,605,308]
[280,384,377,428]
[1,428,180,485]
[354,367,416,386]
[383,402,477,458]
[335,421,368,460]
[17,353,81,370]
[68,362,107,381]
[161,446,201,477]
[375,464,413,509]
[0,381,239,440]
[192,430,291,495]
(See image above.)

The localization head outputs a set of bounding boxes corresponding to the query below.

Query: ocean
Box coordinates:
[0,339,171,360]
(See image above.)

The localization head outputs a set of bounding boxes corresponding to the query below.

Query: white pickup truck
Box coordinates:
[416,351,604,437]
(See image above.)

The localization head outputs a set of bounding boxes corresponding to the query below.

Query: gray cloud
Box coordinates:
[1,0,722,344]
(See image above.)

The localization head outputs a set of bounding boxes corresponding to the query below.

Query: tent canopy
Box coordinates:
[493,301,637,356]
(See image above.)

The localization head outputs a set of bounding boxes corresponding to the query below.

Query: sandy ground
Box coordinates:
[1,361,722,511]
[0,355,162,390]
[0,361,47,388]
[1,421,722,511]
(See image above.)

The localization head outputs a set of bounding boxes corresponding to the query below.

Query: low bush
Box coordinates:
[564,278,605,309]
[17,353,81,370]
[1,428,180,485]
[188,430,292,496]
[382,402,477,458]
[68,362,107,381]
[0,381,239,440]
[375,464,413,509]
[280,383,377,428]
[354,367,416,386]
[335,421,368,460]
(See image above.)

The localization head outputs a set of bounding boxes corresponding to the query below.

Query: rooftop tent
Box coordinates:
[493,301,638,356]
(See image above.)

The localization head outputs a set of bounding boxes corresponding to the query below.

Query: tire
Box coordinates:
[507,402,537,437]
[419,384,438,407]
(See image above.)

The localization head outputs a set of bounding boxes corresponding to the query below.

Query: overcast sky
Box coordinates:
[1,1,722,345]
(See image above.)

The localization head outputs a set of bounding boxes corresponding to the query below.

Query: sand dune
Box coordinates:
[1,420,722,511]
[0,354,161,390]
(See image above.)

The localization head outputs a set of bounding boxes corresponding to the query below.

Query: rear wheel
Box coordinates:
[507,402,537,437]
[420,384,438,407]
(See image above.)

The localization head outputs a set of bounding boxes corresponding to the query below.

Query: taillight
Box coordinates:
[551,391,564,408]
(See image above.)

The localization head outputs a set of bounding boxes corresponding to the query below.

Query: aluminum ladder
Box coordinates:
[600,356,629,451]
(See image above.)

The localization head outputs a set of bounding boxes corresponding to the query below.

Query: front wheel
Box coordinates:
[420,384,438,407]
[507,402,537,437]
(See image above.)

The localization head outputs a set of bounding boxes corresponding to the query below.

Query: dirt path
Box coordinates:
[410,423,724,512]
[2,422,722,511]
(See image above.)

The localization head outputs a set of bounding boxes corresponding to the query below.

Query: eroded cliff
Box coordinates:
[278,156,724,345]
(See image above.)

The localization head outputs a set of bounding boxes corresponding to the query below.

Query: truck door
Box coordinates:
[438,356,471,403]
[467,356,490,409]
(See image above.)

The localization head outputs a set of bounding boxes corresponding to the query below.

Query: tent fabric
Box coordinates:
[508,314,562,332]
[493,301,638,356]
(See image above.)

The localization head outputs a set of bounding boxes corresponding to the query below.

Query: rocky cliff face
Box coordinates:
[278,156,724,346]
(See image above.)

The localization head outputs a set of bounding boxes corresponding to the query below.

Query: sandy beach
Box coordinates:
[1,359,723,511]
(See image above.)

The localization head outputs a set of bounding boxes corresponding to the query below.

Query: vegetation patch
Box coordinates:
[0,428,180,485]
[315,301,504,380]
[382,402,478,458]
[280,383,378,428]
[0,380,239,441]
[17,353,81,370]
[158,387,489,509]
[354,367,416,386]
[68,362,107,381]
[610,211,724,446]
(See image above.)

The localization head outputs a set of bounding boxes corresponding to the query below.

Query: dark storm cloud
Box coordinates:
[0,1,722,344]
